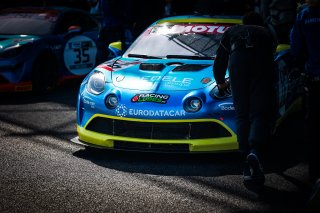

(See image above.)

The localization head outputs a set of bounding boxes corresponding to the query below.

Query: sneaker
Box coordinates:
[243,163,252,181]
[243,153,265,184]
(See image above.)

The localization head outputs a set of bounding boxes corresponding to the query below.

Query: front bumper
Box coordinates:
[76,114,238,153]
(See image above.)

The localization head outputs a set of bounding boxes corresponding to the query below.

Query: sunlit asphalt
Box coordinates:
[0,83,311,212]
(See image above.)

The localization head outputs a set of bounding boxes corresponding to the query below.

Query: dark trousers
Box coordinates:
[306,79,320,182]
[229,49,276,156]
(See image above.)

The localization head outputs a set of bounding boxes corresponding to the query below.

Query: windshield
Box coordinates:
[124,23,232,59]
[0,12,57,35]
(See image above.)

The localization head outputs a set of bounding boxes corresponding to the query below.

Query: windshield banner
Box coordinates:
[151,24,230,35]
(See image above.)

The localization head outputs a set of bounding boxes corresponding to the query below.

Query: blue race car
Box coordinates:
[73,15,303,153]
[0,7,113,92]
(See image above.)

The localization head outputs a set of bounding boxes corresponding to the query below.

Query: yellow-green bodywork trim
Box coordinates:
[109,41,122,51]
[157,18,242,24]
[276,44,290,52]
[77,114,238,152]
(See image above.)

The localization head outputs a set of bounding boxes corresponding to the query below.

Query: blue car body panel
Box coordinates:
[77,57,238,152]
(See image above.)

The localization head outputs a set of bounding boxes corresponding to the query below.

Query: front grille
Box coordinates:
[139,63,165,71]
[85,117,231,140]
[114,141,189,152]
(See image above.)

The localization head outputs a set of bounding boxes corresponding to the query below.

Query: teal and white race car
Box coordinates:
[0,7,115,92]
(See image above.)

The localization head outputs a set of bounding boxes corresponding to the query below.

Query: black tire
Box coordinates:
[32,52,58,93]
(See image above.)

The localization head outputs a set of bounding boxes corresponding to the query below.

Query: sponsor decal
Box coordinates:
[112,60,141,70]
[141,76,193,87]
[116,75,125,82]
[13,38,35,43]
[151,24,230,35]
[116,104,127,117]
[98,59,141,72]
[50,44,62,50]
[201,77,211,84]
[128,109,186,117]
[131,93,170,104]
[97,64,113,71]
[305,18,320,24]
[218,103,235,111]
[115,104,186,117]
[83,98,96,109]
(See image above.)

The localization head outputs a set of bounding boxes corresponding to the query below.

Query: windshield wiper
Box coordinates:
[166,55,214,60]
[127,54,162,59]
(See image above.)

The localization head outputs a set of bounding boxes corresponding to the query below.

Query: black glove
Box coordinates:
[213,83,232,99]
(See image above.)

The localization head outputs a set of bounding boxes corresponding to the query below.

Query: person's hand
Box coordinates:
[217,81,229,90]
[213,80,232,99]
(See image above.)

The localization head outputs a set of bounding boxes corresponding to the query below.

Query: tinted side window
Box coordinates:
[77,12,99,31]
[54,11,99,34]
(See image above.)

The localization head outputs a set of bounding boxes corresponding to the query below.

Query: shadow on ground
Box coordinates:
[73,111,307,177]
[71,111,310,212]
[0,80,81,107]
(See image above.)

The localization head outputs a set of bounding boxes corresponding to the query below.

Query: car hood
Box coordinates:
[0,35,39,51]
[104,58,215,91]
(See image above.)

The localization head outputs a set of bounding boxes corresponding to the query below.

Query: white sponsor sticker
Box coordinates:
[83,97,96,109]
[151,24,230,35]
[115,104,186,117]
[63,35,97,75]
[141,76,193,87]
[218,103,235,111]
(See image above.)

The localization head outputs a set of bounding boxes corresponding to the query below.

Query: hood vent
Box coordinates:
[172,64,210,72]
[139,63,165,71]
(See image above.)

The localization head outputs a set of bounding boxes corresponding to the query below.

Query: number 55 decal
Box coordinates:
[64,35,97,75]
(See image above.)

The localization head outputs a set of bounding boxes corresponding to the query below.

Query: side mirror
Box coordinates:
[276,44,290,53]
[109,41,122,51]
[108,41,123,57]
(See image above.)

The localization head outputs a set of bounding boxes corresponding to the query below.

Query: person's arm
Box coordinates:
[260,0,272,21]
[213,30,230,86]
[290,11,308,69]
[290,13,303,59]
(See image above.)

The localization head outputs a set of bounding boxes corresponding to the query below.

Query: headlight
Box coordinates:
[184,97,202,112]
[105,94,118,109]
[86,71,105,95]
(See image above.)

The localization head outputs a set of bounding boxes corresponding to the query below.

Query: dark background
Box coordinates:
[0,1,313,212]
[0,0,254,14]
[0,0,255,38]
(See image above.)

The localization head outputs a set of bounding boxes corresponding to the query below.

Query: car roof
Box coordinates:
[155,15,242,25]
[0,6,86,17]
